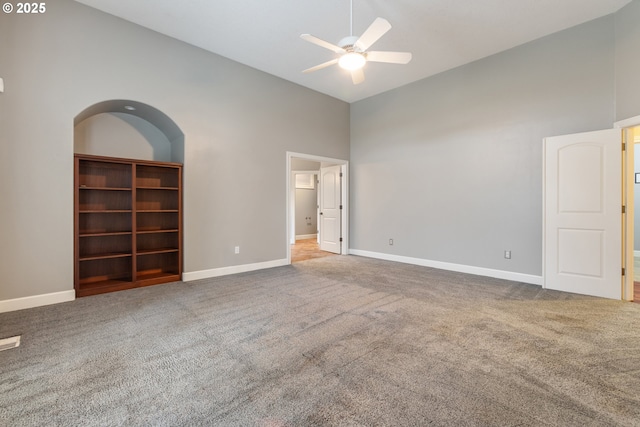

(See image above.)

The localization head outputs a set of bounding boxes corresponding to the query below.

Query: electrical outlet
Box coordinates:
[389,239,394,246]
[504,250,511,259]
[235,246,240,254]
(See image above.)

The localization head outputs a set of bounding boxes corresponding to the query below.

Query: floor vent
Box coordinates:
[0,335,21,352]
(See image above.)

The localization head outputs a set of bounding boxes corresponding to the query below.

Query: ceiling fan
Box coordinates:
[300,0,412,85]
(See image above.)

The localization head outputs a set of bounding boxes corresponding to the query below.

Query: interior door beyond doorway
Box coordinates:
[319,165,342,254]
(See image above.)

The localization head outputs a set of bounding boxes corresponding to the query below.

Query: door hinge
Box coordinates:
[622,267,626,276]
[340,205,343,210]
[622,205,626,214]
[339,237,343,242]
[622,142,626,151]
[340,172,343,177]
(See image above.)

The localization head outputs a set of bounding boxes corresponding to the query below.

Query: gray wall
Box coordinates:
[74,113,173,162]
[350,16,616,276]
[291,158,321,170]
[615,0,640,121]
[0,0,349,301]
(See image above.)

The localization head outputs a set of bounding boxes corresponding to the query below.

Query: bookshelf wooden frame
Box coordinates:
[74,154,183,297]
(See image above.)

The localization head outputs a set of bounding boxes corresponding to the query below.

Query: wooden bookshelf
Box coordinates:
[74,154,182,297]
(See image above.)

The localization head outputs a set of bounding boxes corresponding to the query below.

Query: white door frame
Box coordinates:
[614,114,640,301]
[286,152,349,264]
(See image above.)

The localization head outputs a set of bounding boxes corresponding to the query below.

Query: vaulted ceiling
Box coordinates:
[74,0,631,103]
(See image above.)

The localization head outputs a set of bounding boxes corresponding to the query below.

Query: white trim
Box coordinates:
[617,123,638,301]
[183,258,288,282]
[349,249,543,286]
[296,234,317,240]
[614,115,640,129]
[0,290,75,313]
[634,250,640,257]
[340,163,349,257]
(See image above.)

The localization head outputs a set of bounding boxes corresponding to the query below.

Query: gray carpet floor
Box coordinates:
[1,255,640,426]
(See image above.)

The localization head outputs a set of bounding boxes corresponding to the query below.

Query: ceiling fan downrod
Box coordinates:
[349,0,353,37]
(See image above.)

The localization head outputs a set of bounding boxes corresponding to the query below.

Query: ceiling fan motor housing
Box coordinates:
[338,35,361,52]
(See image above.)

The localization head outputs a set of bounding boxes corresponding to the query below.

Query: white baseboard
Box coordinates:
[634,250,640,257]
[348,249,542,286]
[296,234,317,241]
[0,253,540,312]
[0,290,75,314]
[183,258,289,282]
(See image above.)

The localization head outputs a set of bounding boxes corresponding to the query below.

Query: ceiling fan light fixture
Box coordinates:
[300,2,409,84]
[338,52,366,71]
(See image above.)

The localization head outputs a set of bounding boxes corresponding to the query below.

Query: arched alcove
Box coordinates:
[73,100,185,297]
[74,100,184,163]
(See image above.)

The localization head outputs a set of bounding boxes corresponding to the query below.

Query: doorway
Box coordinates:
[619,119,640,302]
[286,152,349,264]
[616,117,640,302]
[626,125,640,303]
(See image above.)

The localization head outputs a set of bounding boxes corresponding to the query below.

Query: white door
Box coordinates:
[543,129,622,299]
[319,165,342,254]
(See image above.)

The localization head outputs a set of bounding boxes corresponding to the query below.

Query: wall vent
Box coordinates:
[0,335,21,352]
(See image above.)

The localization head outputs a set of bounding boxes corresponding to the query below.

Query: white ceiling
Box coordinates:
[74,0,631,103]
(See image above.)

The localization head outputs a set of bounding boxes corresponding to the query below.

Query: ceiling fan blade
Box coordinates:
[355,17,391,51]
[303,58,339,73]
[366,51,412,64]
[300,34,345,53]
[351,68,365,85]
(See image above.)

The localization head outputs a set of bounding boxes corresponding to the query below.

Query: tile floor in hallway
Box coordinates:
[291,238,336,263]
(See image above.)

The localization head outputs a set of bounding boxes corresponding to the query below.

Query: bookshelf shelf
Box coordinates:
[75,154,182,297]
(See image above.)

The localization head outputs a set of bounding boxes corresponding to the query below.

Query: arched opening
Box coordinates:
[74,99,184,163]
[73,100,185,297]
